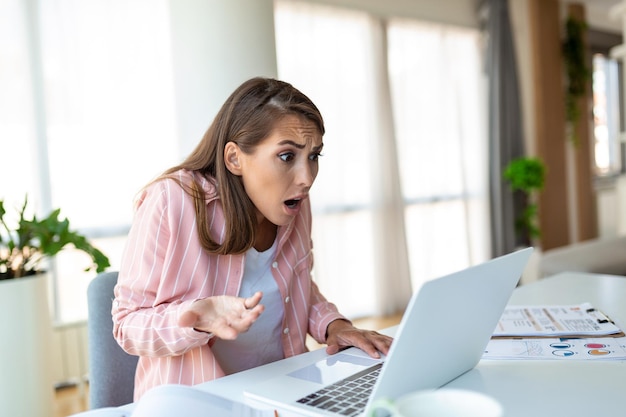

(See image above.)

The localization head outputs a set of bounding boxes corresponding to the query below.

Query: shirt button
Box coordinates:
[272,261,278,268]
[285,296,290,304]
[283,327,290,335]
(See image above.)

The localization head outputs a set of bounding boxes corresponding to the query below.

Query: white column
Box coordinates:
[168,0,278,155]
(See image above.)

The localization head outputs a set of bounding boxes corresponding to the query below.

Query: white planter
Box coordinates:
[0,274,55,417]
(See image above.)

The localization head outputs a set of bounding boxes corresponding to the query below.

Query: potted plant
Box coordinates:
[503,157,546,245]
[0,195,110,417]
[1,196,110,279]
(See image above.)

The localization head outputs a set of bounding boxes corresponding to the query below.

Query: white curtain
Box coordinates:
[38,0,179,228]
[386,19,490,287]
[274,1,489,319]
[1,0,39,201]
[1,0,179,322]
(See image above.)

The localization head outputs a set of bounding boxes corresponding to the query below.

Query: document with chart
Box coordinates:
[485,302,626,361]
[492,302,624,338]
[483,336,626,360]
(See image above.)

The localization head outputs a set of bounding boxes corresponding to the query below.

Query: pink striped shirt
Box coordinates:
[112,170,346,400]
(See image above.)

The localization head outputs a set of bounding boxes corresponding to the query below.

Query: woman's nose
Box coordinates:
[296,162,315,188]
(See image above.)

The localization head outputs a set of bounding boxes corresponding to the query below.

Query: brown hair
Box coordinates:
[160,77,324,255]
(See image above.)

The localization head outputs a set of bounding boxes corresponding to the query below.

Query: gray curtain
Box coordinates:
[482,0,526,257]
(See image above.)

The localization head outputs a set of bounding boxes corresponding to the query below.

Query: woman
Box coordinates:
[112,77,392,400]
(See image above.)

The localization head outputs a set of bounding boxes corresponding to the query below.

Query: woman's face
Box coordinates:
[225,114,323,226]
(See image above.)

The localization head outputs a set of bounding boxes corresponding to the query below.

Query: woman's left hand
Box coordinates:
[325,319,393,359]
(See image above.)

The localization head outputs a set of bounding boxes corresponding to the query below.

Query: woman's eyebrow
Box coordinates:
[278,140,324,152]
[278,139,305,149]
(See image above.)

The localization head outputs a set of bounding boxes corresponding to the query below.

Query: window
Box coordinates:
[2,0,179,323]
[6,0,490,323]
[274,1,489,318]
[589,29,624,178]
[592,53,623,176]
[386,19,489,284]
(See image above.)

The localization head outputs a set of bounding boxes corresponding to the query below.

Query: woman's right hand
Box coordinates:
[178,291,264,340]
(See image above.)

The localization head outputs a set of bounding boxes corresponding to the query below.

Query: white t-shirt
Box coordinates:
[211,239,285,374]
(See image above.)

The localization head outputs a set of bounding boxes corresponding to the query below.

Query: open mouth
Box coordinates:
[284,198,301,209]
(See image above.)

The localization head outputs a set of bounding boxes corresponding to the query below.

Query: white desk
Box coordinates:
[193,272,626,417]
[74,272,626,417]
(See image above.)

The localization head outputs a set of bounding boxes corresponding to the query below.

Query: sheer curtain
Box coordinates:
[2,0,179,322]
[275,2,397,318]
[386,19,490,289]
[274,1,489,319]
[1,0,40,204]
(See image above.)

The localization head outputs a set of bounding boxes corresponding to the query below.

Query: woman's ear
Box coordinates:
[224,142,242,175]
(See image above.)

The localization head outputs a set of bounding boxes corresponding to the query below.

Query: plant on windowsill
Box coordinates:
[0,195,110,280]
[503,157,546,246]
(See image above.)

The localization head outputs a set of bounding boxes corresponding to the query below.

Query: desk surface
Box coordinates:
[195,272,626,417]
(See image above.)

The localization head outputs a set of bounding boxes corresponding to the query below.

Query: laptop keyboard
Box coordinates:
[295,363,383,416]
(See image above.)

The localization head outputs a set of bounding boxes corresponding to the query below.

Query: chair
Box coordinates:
[87,271,138,408]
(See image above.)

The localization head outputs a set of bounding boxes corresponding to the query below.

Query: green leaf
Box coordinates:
[0,195,111,278]
[503,157,546,193]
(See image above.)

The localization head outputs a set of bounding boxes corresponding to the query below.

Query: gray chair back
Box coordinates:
[87,271,138,408]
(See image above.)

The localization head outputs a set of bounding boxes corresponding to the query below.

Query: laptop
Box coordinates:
[244,247,533,417]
